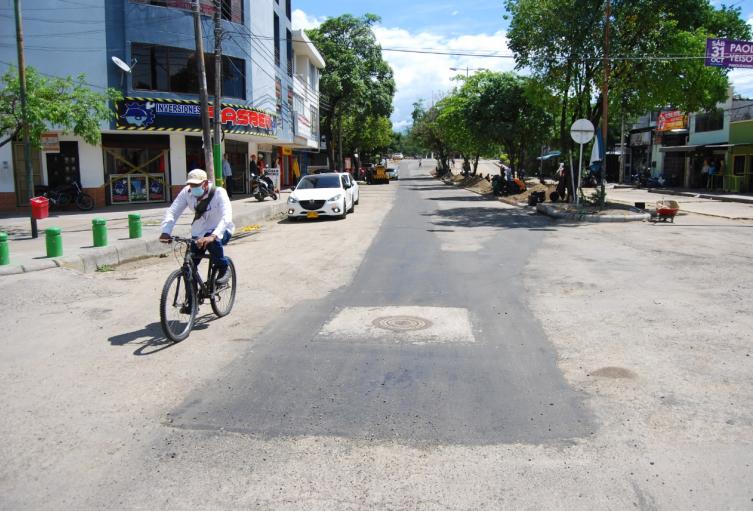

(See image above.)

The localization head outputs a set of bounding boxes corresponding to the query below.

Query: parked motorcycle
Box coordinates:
[40,181,95,211]
[631,168,665,189]
[250,173,277,201]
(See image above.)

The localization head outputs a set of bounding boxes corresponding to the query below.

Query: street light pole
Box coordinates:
[14,0,37,238]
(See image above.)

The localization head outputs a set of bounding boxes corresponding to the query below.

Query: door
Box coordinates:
[12,141,42,206]
[45,141,81,189]
[225,140,248,194]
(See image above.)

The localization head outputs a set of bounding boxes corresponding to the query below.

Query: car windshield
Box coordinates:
[296,175,341,189]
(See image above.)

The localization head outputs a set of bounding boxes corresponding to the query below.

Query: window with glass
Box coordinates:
[274,13,281,67]
[102,134,170,204]
[129,0,242,24]
[132,43,245,99]
[733,155,746,176]
[286,29,293,77]
[694,109,724,133]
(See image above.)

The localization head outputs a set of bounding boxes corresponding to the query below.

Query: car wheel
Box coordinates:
[355,193,359,205]
[348,196,355,213]
[340,199,348,219]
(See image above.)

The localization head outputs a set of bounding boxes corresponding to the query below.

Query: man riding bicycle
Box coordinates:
[159,169,234,285]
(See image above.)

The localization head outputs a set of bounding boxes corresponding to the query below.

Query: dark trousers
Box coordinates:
[191,230,231,273]
[225,178,233,197]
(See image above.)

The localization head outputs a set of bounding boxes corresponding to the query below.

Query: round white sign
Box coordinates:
[570,119,595,144]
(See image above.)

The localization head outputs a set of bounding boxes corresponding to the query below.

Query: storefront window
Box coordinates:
[102,134,170,204]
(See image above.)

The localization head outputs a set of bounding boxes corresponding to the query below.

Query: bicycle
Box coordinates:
[159,235,237,342]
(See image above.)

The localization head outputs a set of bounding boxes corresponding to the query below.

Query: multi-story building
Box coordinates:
[290,29,325,175]
[0,0,322,210]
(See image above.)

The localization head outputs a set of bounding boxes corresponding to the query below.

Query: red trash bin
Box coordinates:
[30,196,49,220]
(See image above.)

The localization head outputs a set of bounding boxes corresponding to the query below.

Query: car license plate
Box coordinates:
[307,212,319,219]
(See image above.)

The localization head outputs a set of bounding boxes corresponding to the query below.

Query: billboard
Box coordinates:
[656,111,686,132]
[116,98,278,137]
[705,38,753,69]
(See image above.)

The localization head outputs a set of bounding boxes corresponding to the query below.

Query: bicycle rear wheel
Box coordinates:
[210,257,236,317]
[160,269,197,342]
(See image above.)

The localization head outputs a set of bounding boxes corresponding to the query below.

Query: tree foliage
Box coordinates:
[504,0,752,151]
[306,14,395,169]
[0,66,121,148]
[409,72,554,174]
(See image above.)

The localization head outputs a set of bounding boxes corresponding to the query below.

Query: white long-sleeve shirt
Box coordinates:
[160,185,235,239]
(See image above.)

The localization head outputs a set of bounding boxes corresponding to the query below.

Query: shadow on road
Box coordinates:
[108,316,213,356]
[425,206,552,230]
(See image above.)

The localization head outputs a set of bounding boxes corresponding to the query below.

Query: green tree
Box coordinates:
[342,114,392,163]
[504,0,751,151]
[454,71,552,173]
[410,100,454,175]
[0,66,121,148]
[306,14,395,170]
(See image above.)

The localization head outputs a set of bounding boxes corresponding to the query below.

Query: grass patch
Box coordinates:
[96,264,115,272]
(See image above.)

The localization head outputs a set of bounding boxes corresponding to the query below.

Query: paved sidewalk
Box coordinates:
[606,187,753,220]
[0,192,290,276]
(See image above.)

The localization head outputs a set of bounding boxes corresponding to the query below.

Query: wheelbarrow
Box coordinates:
[654,199,679,222]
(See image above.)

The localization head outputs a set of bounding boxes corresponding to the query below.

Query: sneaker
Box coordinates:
[215,267,230,285]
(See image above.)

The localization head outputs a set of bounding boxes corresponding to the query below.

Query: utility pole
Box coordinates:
[212,0,223,187]
[601,0,610,204]
[192,0,214,180]
[14,0,37,238]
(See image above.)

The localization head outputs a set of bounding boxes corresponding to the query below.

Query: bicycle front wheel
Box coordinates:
[160,269,197,342]
[75,193,95,211]
[210,257,236,317]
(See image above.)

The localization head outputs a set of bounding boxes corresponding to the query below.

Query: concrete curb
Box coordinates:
[536,203,651,222]
[0,201,288,276]
[645,188,753,205]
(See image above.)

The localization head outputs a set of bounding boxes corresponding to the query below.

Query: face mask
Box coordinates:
[191,186,205,198]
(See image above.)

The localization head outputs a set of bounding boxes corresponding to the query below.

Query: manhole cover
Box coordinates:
[372,316,432,332]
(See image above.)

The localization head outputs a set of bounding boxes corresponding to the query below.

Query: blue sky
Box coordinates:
[293,1,753,131]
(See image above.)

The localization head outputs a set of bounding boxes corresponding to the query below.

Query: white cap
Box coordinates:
[186,169,208,185]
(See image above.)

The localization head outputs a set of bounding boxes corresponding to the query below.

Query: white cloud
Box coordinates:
[372,25,515,131]
[291,9,324,31]
[451,10,459,16]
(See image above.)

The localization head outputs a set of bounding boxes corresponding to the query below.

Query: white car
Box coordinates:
[385,166,399,180]
[287,173,355,220]
[341,172,360,206]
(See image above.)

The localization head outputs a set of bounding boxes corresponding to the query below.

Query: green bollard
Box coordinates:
[92,218,108,247]
[0,231,9,266]
[46,227,63,258]
[128,213,142,239]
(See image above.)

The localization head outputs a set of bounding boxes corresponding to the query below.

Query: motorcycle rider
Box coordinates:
[159,169,234,285]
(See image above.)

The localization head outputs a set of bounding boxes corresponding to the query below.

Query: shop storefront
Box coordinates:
[102,134,170,205]
[224,140,248,194]
[629,129,653,177]
[114,96,278,198]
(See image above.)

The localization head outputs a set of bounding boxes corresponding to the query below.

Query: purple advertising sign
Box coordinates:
[706,38,753,69]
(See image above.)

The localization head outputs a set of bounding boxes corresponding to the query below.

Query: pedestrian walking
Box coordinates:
[222,154,233,198]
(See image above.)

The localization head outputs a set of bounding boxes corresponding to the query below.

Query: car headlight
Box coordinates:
[288,195,298,204]
[327,194,342,203]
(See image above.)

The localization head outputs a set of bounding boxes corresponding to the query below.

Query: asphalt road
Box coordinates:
[5,159,752,510]
[170,163,591,445]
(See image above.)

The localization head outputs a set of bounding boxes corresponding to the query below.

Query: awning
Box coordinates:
[706,143,753,148]
[659,144,703,153]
